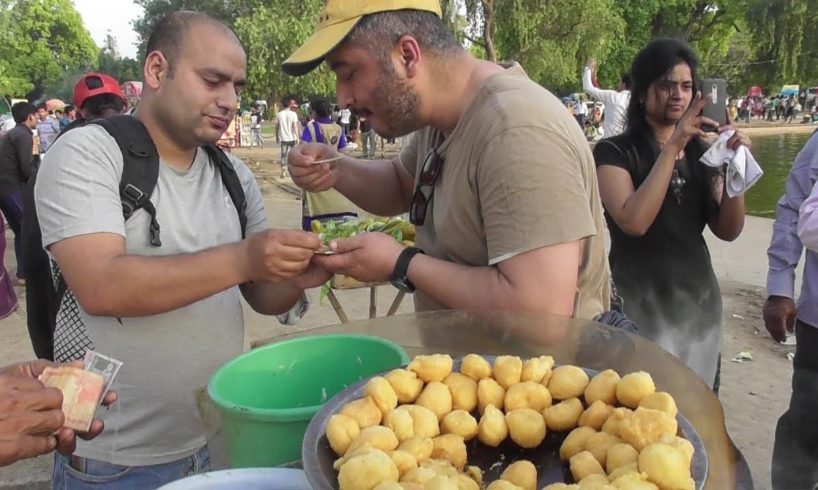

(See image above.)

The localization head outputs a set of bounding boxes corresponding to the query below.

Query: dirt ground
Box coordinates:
[0,142,796,489]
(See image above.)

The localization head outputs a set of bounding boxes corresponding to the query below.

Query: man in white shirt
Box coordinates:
[275,99,299,176]
[339,107,352,137]
[582,59,631,138]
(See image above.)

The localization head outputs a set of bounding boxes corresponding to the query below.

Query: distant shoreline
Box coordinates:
[735,123,816,136]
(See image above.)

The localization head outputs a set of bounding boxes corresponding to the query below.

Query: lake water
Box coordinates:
[746,132,813,217]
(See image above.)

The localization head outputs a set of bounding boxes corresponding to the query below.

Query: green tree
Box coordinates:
[132,0,258,59]
[0,0,98,100]
[234,0,336,107]
[745,0,817,89]
[97,32,142,82]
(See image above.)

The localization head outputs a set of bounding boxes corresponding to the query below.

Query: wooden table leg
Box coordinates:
[326,290,349,324]
[369,286,378,318]
[387,291,406,316]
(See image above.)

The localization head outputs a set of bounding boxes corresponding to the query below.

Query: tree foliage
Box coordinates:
[233,0,335,106]
[0,0,98,100]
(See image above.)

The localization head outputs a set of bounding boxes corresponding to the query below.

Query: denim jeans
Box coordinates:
[52,446,210,489]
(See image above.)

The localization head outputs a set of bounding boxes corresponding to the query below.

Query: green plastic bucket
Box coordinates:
[207,334,409,468]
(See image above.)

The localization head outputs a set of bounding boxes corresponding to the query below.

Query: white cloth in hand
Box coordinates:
[699,129,763,197]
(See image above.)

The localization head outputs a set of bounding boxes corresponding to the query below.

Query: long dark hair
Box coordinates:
[625,38,699,133]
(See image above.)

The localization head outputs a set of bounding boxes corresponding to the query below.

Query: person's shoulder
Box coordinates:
[47,123,118,157]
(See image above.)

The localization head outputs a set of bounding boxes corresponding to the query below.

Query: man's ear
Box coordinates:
[396,35,421,78]
[143,50,171,90]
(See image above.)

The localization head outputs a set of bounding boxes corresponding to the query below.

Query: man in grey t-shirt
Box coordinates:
[35,11,330,489]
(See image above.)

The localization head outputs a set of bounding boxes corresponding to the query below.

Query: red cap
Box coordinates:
[73,72,126,109]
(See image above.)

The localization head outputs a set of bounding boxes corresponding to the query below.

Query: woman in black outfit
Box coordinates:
[592,39,750,390]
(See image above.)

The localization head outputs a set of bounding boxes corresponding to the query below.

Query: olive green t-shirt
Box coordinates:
[400,64,610,319]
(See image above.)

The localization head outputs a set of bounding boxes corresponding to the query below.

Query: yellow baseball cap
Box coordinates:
[282,0,442,77]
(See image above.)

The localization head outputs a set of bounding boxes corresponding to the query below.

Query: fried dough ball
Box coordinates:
[402,404,441,439]
[500,460,537,490]
[616,372,656,408]
[441,410,479,441]
[570,450,606,482]
[390,450,418,478]
[606,443,640,474]
[373,483,405,490]
[444,373,479,412]
[601,407,632,436]
[365,376,399,417]
[663,435,694,466]
[419,459,462,479]
[638,443,695,490]
[346,426,400,455]
[579,400,614,430]
[506,408,547,448]
[478,378,507,413]
[416,381,453,421]
[607,463,639,482]
[560,426,598,460]
[584,431,622,467]
[398,436,434,463]
[386,406,415,442]
[618,408,678,451]
[338,447,399,490]
[543,397,584,431]
[504,381,553,412]
[521,355,555,384]
[478,404,509,447]
[424,476,459,490]
[542,484,580,490]
[340,396,382,428]
[610,470,658,490]
[637,392,678,418]
[461,354,493,380]
[326,414,360,456]
[577,474,611,490]
[400,466,437,485]
[408,354,454,383]
[452,474,481,490]
[548,366,590,400]
[487,481,524,490]
[385,369,424,404]
[432,434,468,470]
[584,369,621,406]
[493,356,524,389]
[466,466,484,488]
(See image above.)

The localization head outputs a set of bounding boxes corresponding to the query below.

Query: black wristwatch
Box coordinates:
[390,246,425,293]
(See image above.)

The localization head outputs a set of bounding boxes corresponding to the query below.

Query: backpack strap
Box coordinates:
[91,116,163,246]
[203,144,248,238]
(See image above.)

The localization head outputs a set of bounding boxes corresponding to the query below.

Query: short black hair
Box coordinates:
[145,10,235,76]
[11,102,35,123]
[346,10,462,63]
[310,98,332,118]
[81,94,126,120]
[626,38,699,132]
[36,103,47,111]
[64,105,75,113]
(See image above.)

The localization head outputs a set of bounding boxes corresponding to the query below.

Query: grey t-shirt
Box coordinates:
[35,123,268,466]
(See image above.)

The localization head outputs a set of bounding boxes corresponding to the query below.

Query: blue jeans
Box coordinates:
[52,446,210,489]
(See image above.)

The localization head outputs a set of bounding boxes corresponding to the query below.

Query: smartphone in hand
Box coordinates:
[700,78,727,132]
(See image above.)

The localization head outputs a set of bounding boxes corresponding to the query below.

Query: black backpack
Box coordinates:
[22,115,247,360]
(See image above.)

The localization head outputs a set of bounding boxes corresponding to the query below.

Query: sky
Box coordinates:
[74,0,144,59]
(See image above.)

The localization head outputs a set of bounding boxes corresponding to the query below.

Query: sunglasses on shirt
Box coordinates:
[409,147,444,226]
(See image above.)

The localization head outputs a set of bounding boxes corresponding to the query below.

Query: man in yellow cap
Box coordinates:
[286,0,611,320]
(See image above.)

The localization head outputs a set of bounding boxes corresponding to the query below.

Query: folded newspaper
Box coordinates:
[38,351,122,432]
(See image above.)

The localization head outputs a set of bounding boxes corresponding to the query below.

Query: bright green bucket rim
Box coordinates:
[207,334,409,422]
